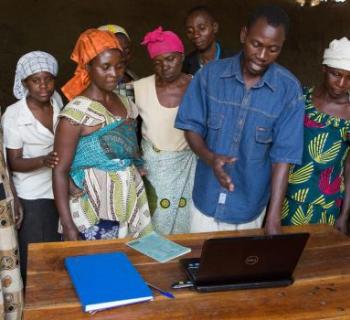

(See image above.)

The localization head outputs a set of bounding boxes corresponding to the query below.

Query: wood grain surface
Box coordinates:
[24,225,350,320]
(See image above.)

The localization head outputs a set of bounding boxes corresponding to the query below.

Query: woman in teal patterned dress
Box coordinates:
[54,29,152,241]
[282,38,350,233]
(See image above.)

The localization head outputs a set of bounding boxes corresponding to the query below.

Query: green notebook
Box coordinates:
[127,232,191,263]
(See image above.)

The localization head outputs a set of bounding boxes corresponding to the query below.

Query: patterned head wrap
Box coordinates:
[13,51,58,100]
[141,26,184,59]
[323,37,350,72]
[98,24,130,39]
[61,28,122,101]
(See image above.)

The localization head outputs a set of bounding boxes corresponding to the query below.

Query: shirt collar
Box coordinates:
[17,98,34,125]
[17,93,61,125]
[220,51,277,91]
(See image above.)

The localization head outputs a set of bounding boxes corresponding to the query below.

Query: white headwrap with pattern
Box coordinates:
[13,51,58,99]
[323,37,350,72]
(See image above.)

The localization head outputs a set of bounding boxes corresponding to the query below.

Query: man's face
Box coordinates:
[185,11,218,52]
[240,18,285,77]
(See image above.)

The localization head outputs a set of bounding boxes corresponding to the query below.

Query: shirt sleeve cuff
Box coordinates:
[3,142,23,149]
[270,157,302,165]
[174,121,205,137]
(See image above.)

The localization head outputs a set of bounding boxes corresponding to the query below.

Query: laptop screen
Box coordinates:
[194,233,309,286]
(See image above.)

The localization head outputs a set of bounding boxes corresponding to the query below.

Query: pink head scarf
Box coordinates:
[141,26,184,59]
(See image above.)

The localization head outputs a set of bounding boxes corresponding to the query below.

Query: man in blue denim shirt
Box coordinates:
[175,5,305,234]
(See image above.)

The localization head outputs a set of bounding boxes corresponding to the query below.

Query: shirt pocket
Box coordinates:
[208,112,224,129]
[206,112,224,150]
[249,126,273,160]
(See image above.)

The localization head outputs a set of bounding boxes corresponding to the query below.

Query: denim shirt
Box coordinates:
[175,52,305,223]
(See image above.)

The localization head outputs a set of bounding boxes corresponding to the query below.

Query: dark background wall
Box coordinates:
[0,0,349,108]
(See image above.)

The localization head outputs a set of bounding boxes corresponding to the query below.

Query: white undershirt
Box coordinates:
[134,75,189,151]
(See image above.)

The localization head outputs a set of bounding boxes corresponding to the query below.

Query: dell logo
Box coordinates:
[245,255,259,265]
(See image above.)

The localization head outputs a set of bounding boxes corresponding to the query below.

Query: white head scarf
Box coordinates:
[13,51,58,100]
[323,37,350,72]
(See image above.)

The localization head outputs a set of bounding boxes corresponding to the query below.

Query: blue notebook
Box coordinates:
[65,252,153,312]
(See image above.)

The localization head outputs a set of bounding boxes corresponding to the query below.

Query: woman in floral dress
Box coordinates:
[53,29,152,241]
[282,38,350,233]
[0,130,23,319]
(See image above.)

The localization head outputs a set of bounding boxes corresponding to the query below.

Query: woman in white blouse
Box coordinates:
[2,51,63,284]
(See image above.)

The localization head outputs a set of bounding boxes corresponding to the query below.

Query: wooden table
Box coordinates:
[24,225,350,319]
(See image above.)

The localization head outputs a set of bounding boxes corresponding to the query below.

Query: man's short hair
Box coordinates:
[185,5,216,23]
[247,5,290,35]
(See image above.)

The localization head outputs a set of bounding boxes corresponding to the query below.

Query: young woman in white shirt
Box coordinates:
[2,51,63,285]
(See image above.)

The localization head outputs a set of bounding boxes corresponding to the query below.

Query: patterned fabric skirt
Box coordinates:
[0,200,23,320]
[79,219,120,240]
[67,165,152,239]
[281,196,341,226]
[142,139,197,235]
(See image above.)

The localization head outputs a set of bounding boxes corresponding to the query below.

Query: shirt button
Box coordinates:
[239,119,244,126]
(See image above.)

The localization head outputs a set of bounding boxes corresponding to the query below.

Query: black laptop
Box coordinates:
[181,232,309,292]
